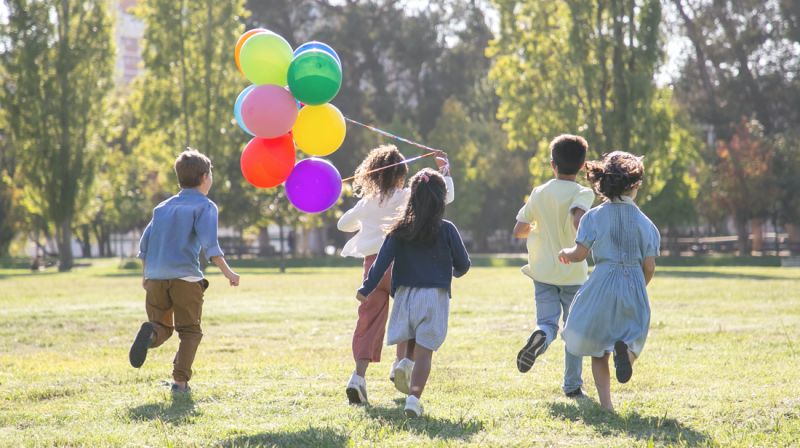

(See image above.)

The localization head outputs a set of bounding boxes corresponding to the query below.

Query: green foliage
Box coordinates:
[0,0,115,269]
[488,0,702,226]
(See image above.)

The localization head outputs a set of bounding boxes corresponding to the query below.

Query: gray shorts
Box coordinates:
[387,287,450,351]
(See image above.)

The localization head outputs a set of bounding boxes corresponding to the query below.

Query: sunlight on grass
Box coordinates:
[0,264,798,446]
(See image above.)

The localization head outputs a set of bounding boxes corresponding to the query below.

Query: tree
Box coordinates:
[705,118,775,255]
[0,0,114,270]
[488,0,701,222]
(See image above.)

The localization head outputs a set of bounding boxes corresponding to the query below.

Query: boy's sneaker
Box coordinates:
[393,358,414,395]
[389,359,399,382]
[129,322,154,368]
[404,395,423,418]
[345,372,368,405]
[171,383,191,394]
[565,388,588,399]
[613,341,633,383]
[516,329,546,373]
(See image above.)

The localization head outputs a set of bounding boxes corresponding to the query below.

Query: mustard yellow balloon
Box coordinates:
[292,104,346,157]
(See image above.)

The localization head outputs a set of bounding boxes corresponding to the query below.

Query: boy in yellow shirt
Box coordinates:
[513,135,594,397]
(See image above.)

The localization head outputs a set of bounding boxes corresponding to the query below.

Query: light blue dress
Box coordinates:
[562,196,660,358]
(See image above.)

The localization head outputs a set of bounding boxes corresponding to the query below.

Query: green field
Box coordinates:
[0,262,798,447]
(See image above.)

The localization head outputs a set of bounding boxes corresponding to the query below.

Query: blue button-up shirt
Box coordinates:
[137,189,224,280]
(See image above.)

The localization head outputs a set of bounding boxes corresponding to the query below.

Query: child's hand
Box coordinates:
[142,276,147,291]
[558,250,570,264]
[225,270,240,287]
[434,150,449,169]
[356,292,367,303]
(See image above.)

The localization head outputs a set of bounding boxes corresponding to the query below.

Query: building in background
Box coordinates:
[115,0,144,84]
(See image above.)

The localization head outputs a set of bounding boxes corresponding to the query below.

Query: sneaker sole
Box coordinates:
[404,408,420,418]
[516,331,546,373]
[129,322,153,368]
[393,367,411,395]
[614,341,633,383]
[345,386,366,405]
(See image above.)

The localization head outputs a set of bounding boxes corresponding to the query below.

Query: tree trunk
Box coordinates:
[278,220,286,273]
[81,224,92,258]
[258,226,271,256]
[735,213,749,256]
[57,218,74,271]
[750,218,763,252]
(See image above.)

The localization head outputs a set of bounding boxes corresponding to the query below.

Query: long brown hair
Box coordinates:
[388,168,447,247]
[585,151,645,202]
[352,145,408,203]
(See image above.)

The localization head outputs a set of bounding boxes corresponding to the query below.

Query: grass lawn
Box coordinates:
[0,261,798,447]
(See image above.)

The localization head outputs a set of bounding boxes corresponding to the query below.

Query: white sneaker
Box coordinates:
[404,395,423,418]
[345,372,368,405]
[389,359,399,382]
[393,358,414,395]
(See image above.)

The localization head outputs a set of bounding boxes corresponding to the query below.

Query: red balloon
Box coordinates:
[240,135,296,189]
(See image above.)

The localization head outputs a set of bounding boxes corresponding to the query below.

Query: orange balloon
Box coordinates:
[235,28,270,76]
[240,134,296,189]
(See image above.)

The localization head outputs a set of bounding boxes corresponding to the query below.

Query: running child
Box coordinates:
[558,151,660,411]
[513,135,595,398]
[357,168,470,418]
[338,145,454,405]
[129,149,240,394]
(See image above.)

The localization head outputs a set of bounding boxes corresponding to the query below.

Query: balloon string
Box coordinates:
[341,152,435,182]
[342,117,450,182]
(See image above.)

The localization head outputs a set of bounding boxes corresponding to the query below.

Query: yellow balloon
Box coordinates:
[292,103,346,157]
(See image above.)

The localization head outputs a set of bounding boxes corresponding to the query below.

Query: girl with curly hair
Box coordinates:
[557,151,661,411]
[338,145,454,406]
[357,168,470,417]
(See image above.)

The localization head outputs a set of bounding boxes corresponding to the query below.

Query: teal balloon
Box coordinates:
[286,50,342,106]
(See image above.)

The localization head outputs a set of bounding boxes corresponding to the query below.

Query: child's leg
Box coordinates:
[144,280,175,347]
[532,281,563,350]
[592,354,613,411]
[352,257,392,377]
[559,285,583,394]
[396,340,410,362]
[409,344,433,399]
[169,280,205,386]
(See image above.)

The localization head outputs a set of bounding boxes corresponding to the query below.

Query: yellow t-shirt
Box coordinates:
[516,179,595,285]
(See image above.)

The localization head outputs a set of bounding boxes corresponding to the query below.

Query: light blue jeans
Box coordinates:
[533,280,583,394]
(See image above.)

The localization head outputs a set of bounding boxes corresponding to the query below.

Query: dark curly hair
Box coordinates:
[388,168,447,247]
[585,151,645,202]
[352,145,409,204]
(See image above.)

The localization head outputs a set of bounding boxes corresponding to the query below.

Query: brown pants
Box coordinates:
[145,279,208,382]
[352,255,392,362]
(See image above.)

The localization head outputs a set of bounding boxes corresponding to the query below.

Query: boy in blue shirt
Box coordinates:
[129,149,240,394]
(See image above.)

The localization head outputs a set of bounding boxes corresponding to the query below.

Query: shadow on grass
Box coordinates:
[359,398,483,441]
[216,427,349,448]
[655,269,789,281]
[126,394,198,425]
[548,400,709,446]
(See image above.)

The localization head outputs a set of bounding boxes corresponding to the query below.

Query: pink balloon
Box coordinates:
[241,85,298,139]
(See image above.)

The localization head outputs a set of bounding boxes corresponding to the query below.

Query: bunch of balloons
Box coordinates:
[234,29,345,214]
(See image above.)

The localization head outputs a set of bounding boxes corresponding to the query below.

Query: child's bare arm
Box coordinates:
[572,208,586,231]
[141,260,147,290]
[513,221,531,239]
[211,256,240,286]
[642,257,656,286]
[558,243,590,264]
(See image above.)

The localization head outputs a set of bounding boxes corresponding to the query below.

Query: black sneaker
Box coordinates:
[129,322,153,368]
[565,388,588,399]
[171,383,192,394]
[613,341,633,383]
[516,329,547,373]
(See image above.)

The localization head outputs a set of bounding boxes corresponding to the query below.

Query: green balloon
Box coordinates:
[240,33,294,86]
[287,50,343,106]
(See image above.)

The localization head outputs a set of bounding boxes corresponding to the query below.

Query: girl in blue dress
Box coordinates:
[557,151,660,411]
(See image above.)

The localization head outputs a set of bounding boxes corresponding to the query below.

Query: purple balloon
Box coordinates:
[285,158,342,214]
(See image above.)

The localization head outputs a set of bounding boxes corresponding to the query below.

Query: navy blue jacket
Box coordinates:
[358,220,471,298]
